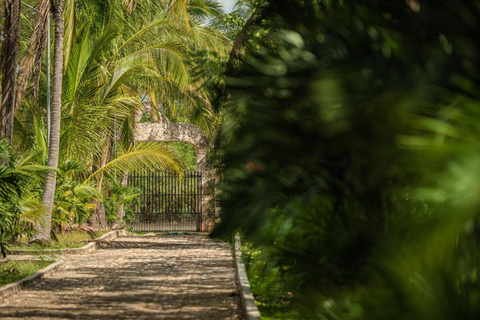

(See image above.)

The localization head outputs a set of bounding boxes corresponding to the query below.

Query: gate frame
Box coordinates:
[133,104,216,231]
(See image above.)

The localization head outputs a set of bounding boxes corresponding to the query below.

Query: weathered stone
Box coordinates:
[134,104,217,230]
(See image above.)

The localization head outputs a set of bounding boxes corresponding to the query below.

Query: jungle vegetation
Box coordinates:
[0,0,232,254]
[2,0,480,318]
[212,0,480,319]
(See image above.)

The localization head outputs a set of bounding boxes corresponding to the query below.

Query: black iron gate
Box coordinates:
[127,170,202,231]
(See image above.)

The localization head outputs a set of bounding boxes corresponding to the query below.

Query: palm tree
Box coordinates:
[21,0,230,236]
[0,1,2,61]
[14,0,50,111]
[1,0,21,143]
[58,0,230,162]
[37,0,65,241]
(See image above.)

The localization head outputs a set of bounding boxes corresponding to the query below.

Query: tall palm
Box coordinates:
[22,0,231,236]
[60,0,230,161]
[37,0,65,241]
[1,0,21,143]
[14,0,50,110]
[0,3,2,54]
[61,0,230,225]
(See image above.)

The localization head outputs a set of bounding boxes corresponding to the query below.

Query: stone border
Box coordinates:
[234,234,262,320]
[0,260,64,298]
[9,230,129,255]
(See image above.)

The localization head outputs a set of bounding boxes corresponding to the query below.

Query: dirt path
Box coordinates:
[0,235,243,319]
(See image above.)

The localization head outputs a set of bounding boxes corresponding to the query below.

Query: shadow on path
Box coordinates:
[0,235,242,320]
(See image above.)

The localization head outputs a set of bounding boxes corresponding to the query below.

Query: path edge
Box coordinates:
[0,259,64,298]
[9,230,129,255]
[234,234,262,320]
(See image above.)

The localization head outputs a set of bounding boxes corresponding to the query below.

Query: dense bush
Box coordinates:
[212,0,480,318]
[103,174,140,225]
[0,140,46,256]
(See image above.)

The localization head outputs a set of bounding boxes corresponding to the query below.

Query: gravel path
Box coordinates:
[0,235,243,319]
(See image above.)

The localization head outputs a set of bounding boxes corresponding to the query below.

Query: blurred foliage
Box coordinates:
[241,239,298,319]
[167,142,197,171]
[210,11,247,41]
[212,0,480,318]
[209,0,260,40]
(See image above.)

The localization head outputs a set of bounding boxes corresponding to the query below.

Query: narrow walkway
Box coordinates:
[0,235,243,319]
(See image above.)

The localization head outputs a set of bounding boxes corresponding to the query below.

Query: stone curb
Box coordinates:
[9,230,129,256]
[0,260,64,298]
[234,234,262,320]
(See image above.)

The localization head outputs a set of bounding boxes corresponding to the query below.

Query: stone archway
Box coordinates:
[134,108,216,231]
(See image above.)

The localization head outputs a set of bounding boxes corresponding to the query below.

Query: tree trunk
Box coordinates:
[0,0,21,143]
[0,2,3,55]
[230,6,262,61]
[15,0,50,110]
[116,171,129,222]
[97,138,113,229]
[37,0,65,241]
[89,137,112,229]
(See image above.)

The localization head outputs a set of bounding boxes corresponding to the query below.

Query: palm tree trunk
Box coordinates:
[37,0,65,240]
[0,3,3,55]
[15,0,50,110]
[0,0,21,143]
[94,138,112,229]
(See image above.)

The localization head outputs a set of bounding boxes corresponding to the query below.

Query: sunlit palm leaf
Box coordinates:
[84,142,182,183]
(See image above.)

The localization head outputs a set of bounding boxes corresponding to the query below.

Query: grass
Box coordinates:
[241,240,298,319]
[0,260,53,286]
[10,231,107,251]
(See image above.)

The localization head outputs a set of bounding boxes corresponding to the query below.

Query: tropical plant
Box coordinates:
[14,0,50,114]
[212,0,480,318]
[102,174,140,225]
[53,0,229,168]
[0,139,48,256]
[209,0,259,41]
[51,160,100,233]
[85,142,183,184]
[1,0,21,142]
[3,0,231,241]
[38,0,65,241]
[167,142,197,171]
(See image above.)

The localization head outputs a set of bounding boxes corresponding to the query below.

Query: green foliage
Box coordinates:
[2,0,231,247]
[0,260,52,286]
[213,0,480,318]
[103,174,140,224]
[242,240,298,319]
[10,230,105,250]
[209,0,260,40]
[85,142,183,184]
[167,142,197,171]
[52,160,100,232]
[0,140,48,257]
[0,142,20,257]
[210,11,247,41]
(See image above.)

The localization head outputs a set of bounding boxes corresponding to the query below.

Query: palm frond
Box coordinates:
[63,0,77,72]
[84,142,182,183]
[112,16,178,57]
